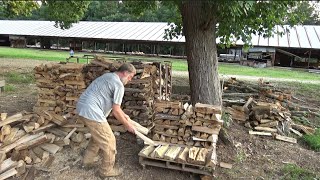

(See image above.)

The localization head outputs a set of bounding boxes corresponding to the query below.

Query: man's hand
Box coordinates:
[125,123,136,134]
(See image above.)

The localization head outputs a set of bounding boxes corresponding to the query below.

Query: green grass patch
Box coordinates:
[4,84,16,92]
[0,47,320,81]
[4,72,34,84]
[282,82,320,102]
[281,164,318,180]
[303,128,320,151]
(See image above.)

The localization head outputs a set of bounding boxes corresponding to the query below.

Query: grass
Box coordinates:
[282,82,320,102]
[4,84,15,92]
[303,128,320,152]
[280,164,318,180]
[0,47,319,81]
[4,72,34,84]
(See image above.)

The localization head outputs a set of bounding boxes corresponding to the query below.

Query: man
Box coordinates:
[76,63,136,178]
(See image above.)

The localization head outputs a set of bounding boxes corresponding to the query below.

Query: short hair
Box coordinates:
[117,63,136,74]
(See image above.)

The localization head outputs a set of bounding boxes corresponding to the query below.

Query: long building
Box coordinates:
[0,20,319,68]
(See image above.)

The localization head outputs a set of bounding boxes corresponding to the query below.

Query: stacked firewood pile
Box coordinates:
[137,101,222,174]
[82,56,172,126]
[152,101,223,149]
[0,111,90,179]
[34,62,86,117]
[223,78,317,143]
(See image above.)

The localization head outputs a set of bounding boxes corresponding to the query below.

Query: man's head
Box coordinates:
[116,63,136,85]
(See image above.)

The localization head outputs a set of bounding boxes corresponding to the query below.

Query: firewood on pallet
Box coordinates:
[187,147,200,164]
[176,147,189,163]
[139,145,156,157]
[154,145,169,159]
[164,146,181,161]
[195,148,208,165]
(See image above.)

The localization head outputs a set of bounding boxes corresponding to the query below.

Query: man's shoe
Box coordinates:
[98,167,123,178]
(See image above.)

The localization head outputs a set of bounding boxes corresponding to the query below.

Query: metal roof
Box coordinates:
[0,20,320,49]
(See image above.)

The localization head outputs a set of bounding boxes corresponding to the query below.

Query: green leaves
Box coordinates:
[44,0,90,29]
[1,0,39,17]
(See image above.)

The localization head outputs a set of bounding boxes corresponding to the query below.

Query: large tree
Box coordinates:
[1,0,307,106]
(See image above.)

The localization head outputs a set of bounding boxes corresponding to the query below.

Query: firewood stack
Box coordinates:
[34,62,86,117]
[152,101,223,148]
[0,111,91,179]
[82,56,172,126]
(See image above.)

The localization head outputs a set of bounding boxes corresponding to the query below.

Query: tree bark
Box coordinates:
[181,1,222,106]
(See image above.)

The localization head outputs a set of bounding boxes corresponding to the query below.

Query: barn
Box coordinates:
[0,20,319,68]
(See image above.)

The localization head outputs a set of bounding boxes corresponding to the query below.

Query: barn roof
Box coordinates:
[1,20,320,49]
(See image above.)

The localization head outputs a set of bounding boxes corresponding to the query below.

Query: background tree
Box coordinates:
[0,0,308,106]
[292,2,320,25]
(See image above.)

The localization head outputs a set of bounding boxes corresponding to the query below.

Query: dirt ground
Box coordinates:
[1,58,320,180]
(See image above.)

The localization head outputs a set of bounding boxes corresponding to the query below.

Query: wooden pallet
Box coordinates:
[139,155,214,176]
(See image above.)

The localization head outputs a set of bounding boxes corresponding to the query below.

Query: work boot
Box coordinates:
[82,163,95,170]
[98,167,123,179]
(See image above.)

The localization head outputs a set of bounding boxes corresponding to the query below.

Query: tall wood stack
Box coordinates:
[152,101,223,148]
[33,62,85,118]
[82,56,172,126]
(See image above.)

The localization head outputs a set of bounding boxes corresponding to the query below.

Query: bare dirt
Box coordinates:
[1,58,320,180]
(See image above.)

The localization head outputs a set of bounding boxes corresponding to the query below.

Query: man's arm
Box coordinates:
[112,104,135,134]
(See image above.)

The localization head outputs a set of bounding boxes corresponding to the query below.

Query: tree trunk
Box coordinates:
[181,1,222,106]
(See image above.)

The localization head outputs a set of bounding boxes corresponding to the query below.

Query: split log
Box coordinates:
[274,134,297,144]
[139,145,155,157]
[15,135,49,151]
[194,103,221,114]
[154,145,170,159]
[164,146,181,161]
[40,143,61,154]
[0,168,18,180]
[249,130,272,136]
[177,147,189,163]
[220,162,233,169]
[0,113,23,128]
[192,126,220,135]
[195,148,208,165]
[1,133,45,153]
[187,147,200,164]
[254,127,277,133]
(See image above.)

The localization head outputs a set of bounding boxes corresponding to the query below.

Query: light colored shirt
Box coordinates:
[76,72,124,122]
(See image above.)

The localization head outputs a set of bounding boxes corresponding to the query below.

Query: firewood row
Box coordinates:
[34,62,86,118]
[139,144,217,167]
[82,56,172,126]
[0,111,91,179]
[222,78,317,143]
[152,101,223,148]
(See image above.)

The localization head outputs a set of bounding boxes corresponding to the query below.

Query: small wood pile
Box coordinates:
[34,62,86,117]
[223,78,317,143]
[152,101,223,149]
[0,112,90,179]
